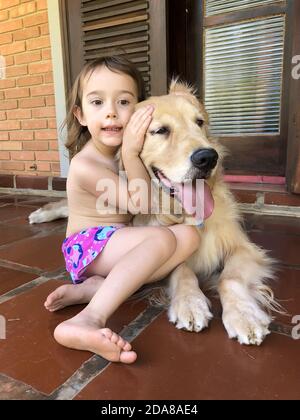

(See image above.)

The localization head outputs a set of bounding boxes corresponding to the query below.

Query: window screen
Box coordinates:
[204,15,285,135]
[205,0,283,16]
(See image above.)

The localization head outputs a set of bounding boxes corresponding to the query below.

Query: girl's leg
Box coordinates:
[45,225,199,312]
[44,275,105,312]
[146,224,201,283]
[54,225,200,363]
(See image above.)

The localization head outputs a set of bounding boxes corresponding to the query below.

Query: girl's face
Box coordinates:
[74,66,138,150]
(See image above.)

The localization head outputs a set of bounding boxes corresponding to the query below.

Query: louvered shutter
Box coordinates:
[81,0,151,94]
[66,0,167,97]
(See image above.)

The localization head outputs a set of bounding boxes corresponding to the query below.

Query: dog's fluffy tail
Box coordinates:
[28,198,68,224]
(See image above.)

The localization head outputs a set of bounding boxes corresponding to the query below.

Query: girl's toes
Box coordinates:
[110,332,119,344]
[101,328,113,339]
[120,351,137,364]
[123,342,132,351]
[117,337,125,348]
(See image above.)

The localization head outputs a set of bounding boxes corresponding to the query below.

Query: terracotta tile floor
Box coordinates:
[0,193,299,400]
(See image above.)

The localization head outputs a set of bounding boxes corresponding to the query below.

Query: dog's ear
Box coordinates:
[169,78,197,98]
[169,78,202,109]
[169,78,208,122]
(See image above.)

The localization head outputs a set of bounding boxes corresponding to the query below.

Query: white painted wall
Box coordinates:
[47,0,69,177]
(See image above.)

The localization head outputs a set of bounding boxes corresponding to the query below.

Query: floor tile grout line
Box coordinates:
[0,373,48,400]
[0,259,43,275]
[0,260,66,281]
[49,305,164,400]
[0,236,44,251]
[119,304,165,343]
[0,269,68,304]
[269,322,294,338]
[0,276,54,305]
[0,228,66,251]
[43,268,68,279]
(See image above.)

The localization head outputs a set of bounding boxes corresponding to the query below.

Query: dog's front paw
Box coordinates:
[28,208,47,224]
[168,291,213,332]
[222,302,271,345]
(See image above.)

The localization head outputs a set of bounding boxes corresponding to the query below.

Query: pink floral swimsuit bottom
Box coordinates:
[62,225,125,284]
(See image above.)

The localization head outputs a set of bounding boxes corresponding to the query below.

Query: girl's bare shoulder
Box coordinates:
[69,145,119,182]
[70,141,98,167]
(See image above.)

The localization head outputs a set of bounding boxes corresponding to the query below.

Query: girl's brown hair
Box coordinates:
[64,56,146,159]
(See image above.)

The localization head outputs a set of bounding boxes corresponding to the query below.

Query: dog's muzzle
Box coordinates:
[191,148,219,174]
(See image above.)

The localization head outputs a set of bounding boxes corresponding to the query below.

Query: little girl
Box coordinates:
[45,56,201,364]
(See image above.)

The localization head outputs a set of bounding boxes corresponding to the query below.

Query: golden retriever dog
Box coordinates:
[29,80,279,345]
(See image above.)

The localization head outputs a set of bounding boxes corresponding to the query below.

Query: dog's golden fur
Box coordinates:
[29,80,280,345]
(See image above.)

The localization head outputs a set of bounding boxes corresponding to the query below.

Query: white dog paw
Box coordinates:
[28,208,42,224]
[168,292,213,332]
[28,208,48,224]
[222,302,271,345]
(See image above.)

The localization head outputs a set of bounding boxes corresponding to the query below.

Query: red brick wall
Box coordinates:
[0,0,60,176]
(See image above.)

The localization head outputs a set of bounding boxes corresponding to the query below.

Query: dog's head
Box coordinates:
[137,80,224,195]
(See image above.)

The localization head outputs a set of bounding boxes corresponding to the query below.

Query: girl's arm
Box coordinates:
[121,105,154,213]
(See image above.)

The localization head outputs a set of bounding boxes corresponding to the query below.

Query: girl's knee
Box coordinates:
[153,227,177,256]
[175,225,201,253]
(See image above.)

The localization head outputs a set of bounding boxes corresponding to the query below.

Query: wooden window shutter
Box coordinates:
[64,0,167,96]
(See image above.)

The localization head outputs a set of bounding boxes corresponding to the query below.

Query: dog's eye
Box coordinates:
[150,127,170,136]
[196,118,204,127]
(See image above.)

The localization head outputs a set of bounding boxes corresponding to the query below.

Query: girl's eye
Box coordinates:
[119,99,130,106]
[91,100,103,106]
[196,118,204,127]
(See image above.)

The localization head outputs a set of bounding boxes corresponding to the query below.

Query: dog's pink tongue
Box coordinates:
[173,180,214,223]
[157,171,214,223]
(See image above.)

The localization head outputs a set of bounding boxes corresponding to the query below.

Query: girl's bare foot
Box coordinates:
[44,276,104,312]
[53,313,137,364]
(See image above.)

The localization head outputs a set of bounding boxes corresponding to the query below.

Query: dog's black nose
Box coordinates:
[191,148,219,171]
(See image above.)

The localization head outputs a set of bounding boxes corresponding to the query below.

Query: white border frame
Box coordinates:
[47,0,69,177]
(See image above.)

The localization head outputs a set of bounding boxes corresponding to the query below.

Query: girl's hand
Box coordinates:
[122,105,154,158]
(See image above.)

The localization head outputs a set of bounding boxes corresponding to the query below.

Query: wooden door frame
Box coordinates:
[149,0,168,95]
[286,0,300,193]
[64,0,84,89]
